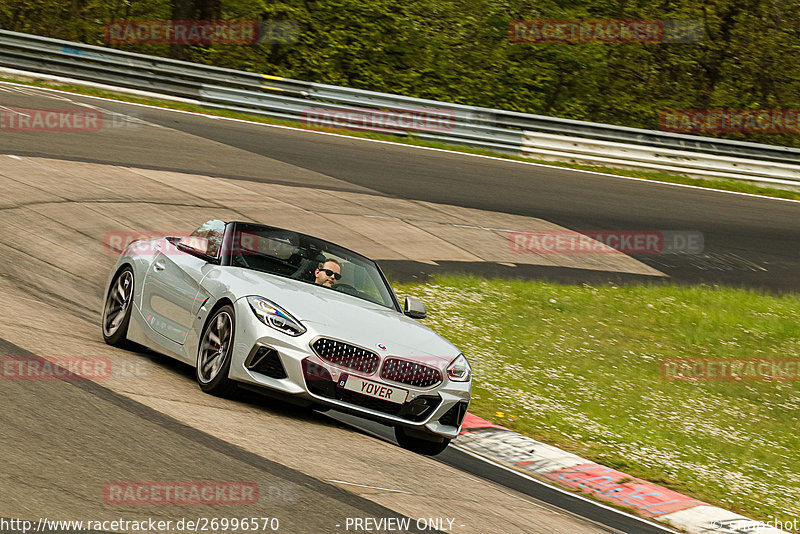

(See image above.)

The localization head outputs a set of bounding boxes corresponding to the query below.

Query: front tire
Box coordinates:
[394,426,451,456]
[196,305,238,397]
[102,267,134,347]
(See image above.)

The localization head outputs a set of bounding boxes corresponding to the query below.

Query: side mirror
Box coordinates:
[404,296,427,319]
[178,235,210,256]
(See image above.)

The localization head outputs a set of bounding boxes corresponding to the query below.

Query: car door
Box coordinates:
[140,221,225,344]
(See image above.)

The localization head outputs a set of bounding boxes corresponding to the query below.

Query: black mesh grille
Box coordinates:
[332,390,441,422]
[301,359,440,422]
[303,359,336,398]
[439,401,469,427]
[247,347,287,379]
[311,338,380,375]
[336,389,408,416]
[380,358,442,388]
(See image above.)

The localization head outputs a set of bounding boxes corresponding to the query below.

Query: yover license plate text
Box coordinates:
[340,374,408,404]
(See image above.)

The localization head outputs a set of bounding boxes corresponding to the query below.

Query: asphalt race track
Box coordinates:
[0,82,797,533]
[2,84,798,292]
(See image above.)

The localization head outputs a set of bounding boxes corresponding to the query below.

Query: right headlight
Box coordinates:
[247,296,306,337]
[446,354,471,382]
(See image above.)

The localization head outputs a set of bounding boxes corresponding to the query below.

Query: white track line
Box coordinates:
[325,479,411,494]
[1,79,798,206]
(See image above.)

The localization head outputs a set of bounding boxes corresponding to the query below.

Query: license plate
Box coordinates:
[338,374,408,404]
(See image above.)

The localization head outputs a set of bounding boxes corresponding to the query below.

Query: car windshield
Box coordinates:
[226,222,398,310]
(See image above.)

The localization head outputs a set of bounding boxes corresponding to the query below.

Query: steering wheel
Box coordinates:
[332,283,359,295]
[233,254,251,268]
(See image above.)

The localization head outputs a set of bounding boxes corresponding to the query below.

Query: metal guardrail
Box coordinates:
[2,29,800,184]
[522,132,800,187]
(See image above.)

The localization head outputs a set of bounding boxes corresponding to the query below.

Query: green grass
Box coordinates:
[2,73,800,202]
[393,275,800,526]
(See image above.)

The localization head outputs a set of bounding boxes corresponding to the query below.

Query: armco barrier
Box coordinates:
[1,29,800,186]
[522,131,800,187]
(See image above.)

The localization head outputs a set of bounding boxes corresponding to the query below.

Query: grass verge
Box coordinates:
[393,275,800,527]
[2,73,799,202]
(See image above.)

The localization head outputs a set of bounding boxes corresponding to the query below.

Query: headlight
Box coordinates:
[247,296,306,337]
[447,354,471,382]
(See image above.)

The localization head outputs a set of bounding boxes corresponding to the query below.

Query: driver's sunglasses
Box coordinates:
[320,268,342,280]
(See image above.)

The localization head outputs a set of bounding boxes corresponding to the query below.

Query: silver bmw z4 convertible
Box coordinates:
[101,219,471,455]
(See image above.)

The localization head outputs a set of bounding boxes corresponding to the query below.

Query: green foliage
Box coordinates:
[394,275,800,521]
[3,0,800,146]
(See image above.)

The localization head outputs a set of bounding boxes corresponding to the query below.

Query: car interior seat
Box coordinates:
[289,247,327,282]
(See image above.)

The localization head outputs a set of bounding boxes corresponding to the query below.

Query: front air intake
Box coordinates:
[439,401,469,427]
[246,346,287,379]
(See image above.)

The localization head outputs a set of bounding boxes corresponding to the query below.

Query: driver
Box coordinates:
[314,258,341,287]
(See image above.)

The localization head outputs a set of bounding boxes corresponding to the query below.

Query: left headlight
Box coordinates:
[447,354,471,382]
[247,296,306,337]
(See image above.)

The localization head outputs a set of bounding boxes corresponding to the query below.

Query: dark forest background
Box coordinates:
[3,0,800,146]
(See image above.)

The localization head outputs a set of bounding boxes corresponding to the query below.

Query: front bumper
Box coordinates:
[227,298,471,439]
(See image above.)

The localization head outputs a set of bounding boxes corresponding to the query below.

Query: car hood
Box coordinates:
[219,267,461,364]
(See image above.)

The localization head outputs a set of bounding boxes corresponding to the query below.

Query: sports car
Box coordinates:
[101,219,471,455]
